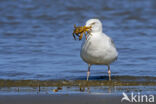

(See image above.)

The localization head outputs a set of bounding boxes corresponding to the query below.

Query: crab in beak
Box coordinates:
[72,24,92,40]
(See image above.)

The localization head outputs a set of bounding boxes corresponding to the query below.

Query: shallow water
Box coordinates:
[0,0,156,80]
[0,79,156,95]
[0,86,156,95]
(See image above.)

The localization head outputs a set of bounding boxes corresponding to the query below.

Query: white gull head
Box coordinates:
[85,19,102,33]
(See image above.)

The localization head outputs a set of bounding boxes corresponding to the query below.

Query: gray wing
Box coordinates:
[109,37,118,60]
[109,37,115,48]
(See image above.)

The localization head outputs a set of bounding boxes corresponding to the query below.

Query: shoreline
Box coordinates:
[0,85,156,95]
[0,78,155,104]
[0,77,156,95]
[0,76,156,87]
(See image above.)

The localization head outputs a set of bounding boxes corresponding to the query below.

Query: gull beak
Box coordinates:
[77,25,92,40]
[84,25,92,32]
[85,22,95,33]
[81,25,92,40]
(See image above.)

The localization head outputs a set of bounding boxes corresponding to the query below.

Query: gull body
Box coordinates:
[80,19,118,80]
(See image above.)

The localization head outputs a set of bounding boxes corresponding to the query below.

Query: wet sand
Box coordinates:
[0,79,155,104]
[0,76,156,87]
[0,94,155,104]
[0,94,118,104]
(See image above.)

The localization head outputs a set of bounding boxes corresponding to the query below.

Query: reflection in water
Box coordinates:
[52,87,62,92]
[0,79,156,95]
[79,85,113,94]
[1,85,155,95]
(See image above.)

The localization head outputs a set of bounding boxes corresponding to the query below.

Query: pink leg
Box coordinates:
[87,64,91,81]
[108,65,111,81]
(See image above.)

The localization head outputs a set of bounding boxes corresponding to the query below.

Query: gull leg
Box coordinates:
[108,65,111,81]
[87,64,91,81]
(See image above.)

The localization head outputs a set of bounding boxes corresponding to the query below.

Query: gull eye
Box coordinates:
[91,22,96,26]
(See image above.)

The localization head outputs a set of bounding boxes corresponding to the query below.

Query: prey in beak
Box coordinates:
[72,24,92,40]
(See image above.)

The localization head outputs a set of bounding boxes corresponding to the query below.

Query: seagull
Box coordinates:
[80,19,118,81]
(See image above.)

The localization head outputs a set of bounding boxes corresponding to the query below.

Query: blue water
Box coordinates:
[0,0,156,80]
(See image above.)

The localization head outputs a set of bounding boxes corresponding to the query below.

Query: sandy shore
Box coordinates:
[0,79,155,104]
[0,94,133,104]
